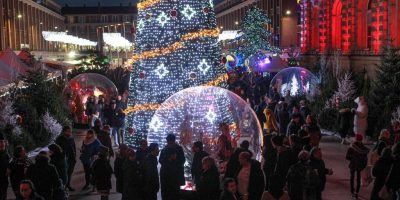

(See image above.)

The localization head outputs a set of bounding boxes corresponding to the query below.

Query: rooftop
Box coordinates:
[61,4,137,15]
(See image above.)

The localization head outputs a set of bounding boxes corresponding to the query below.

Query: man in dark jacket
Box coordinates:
[55,126,76,191]
[235,152,264,200]
[225,140,252,179]
[0,133,10,200]
[310,147,333,200]
[97,125,114,157]
[386,142,400,200]
[262,131,277,190]
[26,152,60,200]
[271,135,293,181]
[287,150,315,200]
[276,102,290,135]
[111,108,126,146]
[136,139,150,165]
[191,141,209,186]
[287,113,302,136]
[122,148,144,200]
[160,147,181,200]
[143,143,160,200]
[159,134,185,186]
[299,100,311,121]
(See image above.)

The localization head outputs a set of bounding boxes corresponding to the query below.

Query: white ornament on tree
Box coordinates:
[156,12,170,27]
[42,111,62,141]
[149,116,163,132]
[182,5,196,20]
[205,107,217,123]
[197,59,211,75]
[154,63,169,78]
[137,19,145,33]
[290,75,299,96]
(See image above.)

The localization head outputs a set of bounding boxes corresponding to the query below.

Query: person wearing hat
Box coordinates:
[346,134,370,199]
[92,145,113,200]
[26,151,61,200]
[286,150,315,200]
[0,132,10,200]
[143,143,160,200]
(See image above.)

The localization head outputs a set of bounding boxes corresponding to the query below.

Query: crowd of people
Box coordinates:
[1,88,400,200]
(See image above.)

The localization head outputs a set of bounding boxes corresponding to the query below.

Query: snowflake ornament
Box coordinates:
[157,12,170,27]
[154,63,169,79]
[182,5,196,20]
[197,59,211,75]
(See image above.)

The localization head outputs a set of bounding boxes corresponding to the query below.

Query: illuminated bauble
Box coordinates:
[269,67,320,99]
[139,71,146,79]
[170,9,178,18]
[145,13,152,20]
[128,127,136,135]
[63,73,118,124]
[203,7,209,14]
[189,72,197,80]
[225,54,238,72]
[221,56,227,64]
[148,86,263,160]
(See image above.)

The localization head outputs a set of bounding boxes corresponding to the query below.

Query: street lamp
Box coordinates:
[286,10,291,15]
[55,26,58,30]
[235,21,239,25]
[17,14,22,19]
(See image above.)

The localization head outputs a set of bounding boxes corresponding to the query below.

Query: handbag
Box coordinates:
[379,164,394,199]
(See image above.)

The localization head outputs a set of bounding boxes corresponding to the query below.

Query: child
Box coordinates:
[92,146,113,200]
[346,134,369,199]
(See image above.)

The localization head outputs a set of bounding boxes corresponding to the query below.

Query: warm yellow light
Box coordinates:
[235,21,239,25]
[17,14,22,19]
[137,0,161,10]
[286,10,291,15]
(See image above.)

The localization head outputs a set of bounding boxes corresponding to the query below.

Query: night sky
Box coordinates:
[56,0,224,7]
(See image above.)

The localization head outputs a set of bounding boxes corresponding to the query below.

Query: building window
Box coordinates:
[112,15,117,22]
[123,15,129,22]
[78,16,85,23]
[101,15,107,23]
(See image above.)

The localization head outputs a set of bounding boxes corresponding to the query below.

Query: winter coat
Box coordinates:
[261,191,290,200]
[262,134,277,188]
[55,134,76,162]
[286,161,309,200]
[79,137,101,166]
[26,158,60,200]
[92,158,113,191]
[225,148,251,179]
[111,110,125,128]
[373,139,391,156]
[136,147,150,165]
[304,124,322,147]
[370,156,393,200]
[160,159,181,200]
[286,121,301,136]
[0,150,10,191]
[114,155,125,193]
[143,154,160,195]
[274,146,293,181]
[289,144,303,164]
[235,160,265,200]
[338,108,353,138]
[191,150,209,185]
[264,108,279,132]
[219,191,242,200]
[386,156,400,193]
[300,106,311,121]
[197,165,220,200]
[85,101,96,116]
[346,142,369,171]
[8,157,33,191]
[276,108,290,135]
[353,97,368,137]
[50,154,68,185]
[309,158,329,191]
[16,193,45,200]
[122,159,144,200]
[159,144,185,186]
[97,131,114,157]
[256,101,267,125]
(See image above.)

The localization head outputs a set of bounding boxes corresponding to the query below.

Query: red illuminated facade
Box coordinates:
[300,0,400,55]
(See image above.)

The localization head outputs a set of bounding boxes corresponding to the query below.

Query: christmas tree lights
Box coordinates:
[126,0,225,145]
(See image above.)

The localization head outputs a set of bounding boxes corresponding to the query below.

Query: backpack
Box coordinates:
[303,165,320,189]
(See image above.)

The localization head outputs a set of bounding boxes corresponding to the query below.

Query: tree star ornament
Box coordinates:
[157,12,170,27]
[197,59,211,75]
[155,63,169,78]
[149,116,163,132]
[137,19,145,33]
[182,5,196,20]
[205,107,217,123]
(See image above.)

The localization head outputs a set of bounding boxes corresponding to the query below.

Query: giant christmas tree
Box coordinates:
[125,0,226,145]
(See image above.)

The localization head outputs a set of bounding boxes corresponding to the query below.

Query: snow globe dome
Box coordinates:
[148,86,262,182]
[269,67,320,99]
[63,73,118,124]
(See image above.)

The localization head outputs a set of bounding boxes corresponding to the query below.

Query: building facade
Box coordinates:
[62,4,137,48]
[215,0,300,49]
[0,0,65,51]
[300,0,400,54]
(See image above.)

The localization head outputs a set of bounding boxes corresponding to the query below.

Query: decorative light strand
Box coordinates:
[130,28,220,63]
[137,0,162,10]
[124,74,228,114]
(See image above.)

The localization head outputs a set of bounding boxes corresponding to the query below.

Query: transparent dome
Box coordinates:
[148,86,263,160]
[269,67,320,98]
[63,73,118,124]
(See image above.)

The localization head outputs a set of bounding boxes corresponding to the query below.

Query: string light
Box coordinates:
[126,0,226,147]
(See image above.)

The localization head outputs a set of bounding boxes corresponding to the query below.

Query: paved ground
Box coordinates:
[7,130,373,200]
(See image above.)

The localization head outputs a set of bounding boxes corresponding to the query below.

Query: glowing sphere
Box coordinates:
[148,86,263,160]
[63,73,118,124]
[269,67,320,98]
[248,53,271,72]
